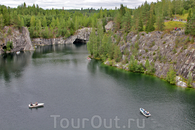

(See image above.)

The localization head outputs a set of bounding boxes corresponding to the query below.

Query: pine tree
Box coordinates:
[108,37,114,59]
[100,33,108,60]
[187,72,193,87]
[75,16,78,31]
[11,11,20,28]
[185,9,195,35]
[0,14,4,29]
[122,10,132,33]
[145,59,150,73]
[156,2,165,31]
[3,7,10,26]
[114,12,122,32]
[93,33,98,58]
[129,55,135,71]
[120,4,126,16]
[142,1,150,25]
[42,26,49,38]
[50,17,56,29]
[38,19,42,36]
[21,17,24,27]
[97,21,103,51]
[145,3,155,32]
[87,27,95,55]
[138,18,143,31]
[114,45,122,62]
[42,16,47,27]
[30,15,36,27]
[166,65,176,84]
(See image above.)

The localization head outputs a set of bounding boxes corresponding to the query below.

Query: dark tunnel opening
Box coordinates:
[73,38,87,45]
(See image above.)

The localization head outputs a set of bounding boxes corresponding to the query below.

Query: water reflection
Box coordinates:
[0,52,33,83]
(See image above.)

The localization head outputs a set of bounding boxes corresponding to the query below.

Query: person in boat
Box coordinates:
[30,103,33,106]
[35,102,38,105]
[146,111,149,115]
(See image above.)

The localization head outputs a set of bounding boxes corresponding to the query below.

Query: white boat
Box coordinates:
[29,103,44,108]
[140,108,151,117]
[16,51,20,54]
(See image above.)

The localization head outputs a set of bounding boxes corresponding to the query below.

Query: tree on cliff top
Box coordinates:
[0,14,4,29]
[122,10,132,33]
[185,9,195,36]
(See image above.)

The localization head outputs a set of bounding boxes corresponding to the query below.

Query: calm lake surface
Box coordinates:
[0,44,195,130]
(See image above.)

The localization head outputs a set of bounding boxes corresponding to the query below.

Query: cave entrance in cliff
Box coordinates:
[73,38,87,45]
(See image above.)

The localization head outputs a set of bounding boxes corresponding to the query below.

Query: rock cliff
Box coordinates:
[0,26,34,54]
[118,30,195,83]
[32,27,92,45]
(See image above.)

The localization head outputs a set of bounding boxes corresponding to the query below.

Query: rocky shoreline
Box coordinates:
[103,59,195,88]
[1,26,194,88]
[32,28,92,46]
[0,27,92,54]
[97,29,195,89]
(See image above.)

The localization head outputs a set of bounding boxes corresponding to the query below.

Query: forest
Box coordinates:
[0,0,195,38]
[0,3,115,38]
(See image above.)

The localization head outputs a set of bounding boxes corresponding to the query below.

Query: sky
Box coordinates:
[0,0,157,9]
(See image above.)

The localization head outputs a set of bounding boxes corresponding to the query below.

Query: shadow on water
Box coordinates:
[0,52,33,83]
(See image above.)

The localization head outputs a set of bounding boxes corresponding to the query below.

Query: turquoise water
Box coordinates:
[0,44,195,130]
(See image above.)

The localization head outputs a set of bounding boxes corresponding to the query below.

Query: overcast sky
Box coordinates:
[0,0,157,9]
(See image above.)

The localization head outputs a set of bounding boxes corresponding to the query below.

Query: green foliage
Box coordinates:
[145,59,155,74]
[145,49,148,53]
[122,10,132,33]
[129,55,144,72]
[99,34,108,59]
[119,4,126,16]
[0,14,4,29]
[138,19,143,32]
[114,12,122,32]
[114,45,122,62]
[42,26,49,38]
[172,48,177,54]
[21,18,24,27]
[87,27,95,55]
[97,21,104,49]
[6,41,13,51]
[42,16,47,27]
[10,11,21,28]
[187,72,193,87]
[145,3,155,33]
[166,65,176,84]
[7,28,12,35]
[155,2,164,31]
[185,10,195,35]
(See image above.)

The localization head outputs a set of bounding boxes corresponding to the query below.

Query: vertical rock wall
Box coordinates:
[0,26,34,53]
[119,31,195,81]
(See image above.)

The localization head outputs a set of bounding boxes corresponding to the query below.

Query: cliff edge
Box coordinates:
[116,30,195,87]
[0,26,34,54]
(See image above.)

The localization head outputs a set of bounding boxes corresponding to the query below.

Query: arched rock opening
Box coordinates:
[73,38,87,44]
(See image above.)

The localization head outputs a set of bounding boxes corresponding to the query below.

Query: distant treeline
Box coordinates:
[0,3,116,38]
[1,0,195,38]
